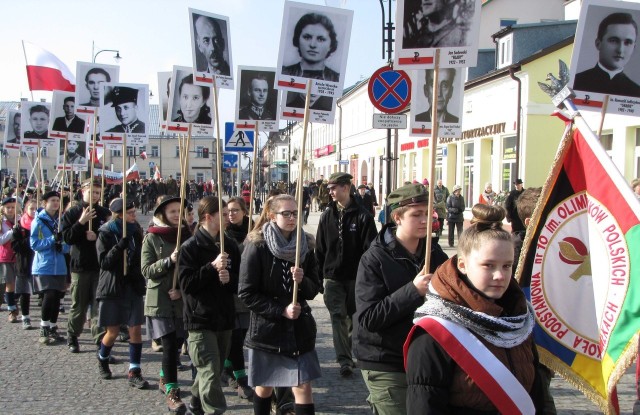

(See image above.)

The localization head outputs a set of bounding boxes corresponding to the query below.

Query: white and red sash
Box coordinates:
[404,316,535,415]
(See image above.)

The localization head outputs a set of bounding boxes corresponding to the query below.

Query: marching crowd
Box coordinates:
[3,168,618,415]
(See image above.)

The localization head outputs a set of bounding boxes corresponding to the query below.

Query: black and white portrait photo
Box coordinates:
[50,90,86,139]
[168,66,214,126]
[4,110,21,148]
[410,67,463,138]
[189,8,234,89]
[570,0,640,101]
[235,66,280,132]
[75,62,120,115]
[157,71,172,127]
[99,83,149,146]
[276,2,353,98]
[394,0,482,69]
[57,138,88,168]
[21,101,51,140]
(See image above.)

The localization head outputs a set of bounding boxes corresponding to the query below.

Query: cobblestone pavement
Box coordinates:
[0,207,636,414]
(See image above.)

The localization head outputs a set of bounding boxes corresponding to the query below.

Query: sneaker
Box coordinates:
[39,327,51,345]
[166,388,186,413]
[7,309,18,323]
[339,365,353,378]
[98,356,112,379]
[237,377,254,401]
[128,368,149,389]
[22,318,32,330]
[48,326,65,343]
[151,338,163,352]
[67,335,80,353]
[159,376,166,395]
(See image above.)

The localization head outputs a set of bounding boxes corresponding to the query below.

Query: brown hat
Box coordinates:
[387,184,428,211]
[327,172,352,187]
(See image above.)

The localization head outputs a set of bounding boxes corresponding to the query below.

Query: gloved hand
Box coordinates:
[117,236,131,250]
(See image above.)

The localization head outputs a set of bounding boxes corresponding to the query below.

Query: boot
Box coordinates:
[98,356,112,379]
[166,387,186,413]
[237,376,254,401]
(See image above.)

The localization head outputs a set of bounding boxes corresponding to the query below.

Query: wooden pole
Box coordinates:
[89,115,98,231]
[37,140,44,204]
[212,79,225,254]
[122,134,128,276]
[59,134,68,224]
[596,94,609,138]
[248,122,259,231]
[173,126,192,289]
[424,49,441,271]
[292,80,313,305]
[14,151,21,225]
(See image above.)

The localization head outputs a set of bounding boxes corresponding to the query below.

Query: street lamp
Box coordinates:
[92,41,122,63]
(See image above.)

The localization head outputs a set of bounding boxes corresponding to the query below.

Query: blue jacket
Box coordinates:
[30,208,68,276]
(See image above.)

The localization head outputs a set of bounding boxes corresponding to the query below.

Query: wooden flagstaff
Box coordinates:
[173,126,192,290]
[248,122,259,231]
[89,115,98,231]
[14,150,21,225]
[292,80,313,305]
[122,133,128,276]
[59,134,69,224]
[596,94,609,138]
[212,79,225,255]
[37,141,43,206]
[424,49,441,272]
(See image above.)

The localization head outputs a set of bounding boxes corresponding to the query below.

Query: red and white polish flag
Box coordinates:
[23,41,75,92]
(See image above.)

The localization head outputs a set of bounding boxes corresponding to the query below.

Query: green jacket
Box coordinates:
[141,232,183,319]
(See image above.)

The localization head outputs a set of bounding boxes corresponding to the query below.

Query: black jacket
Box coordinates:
[315,197,377,282]
[505,188,526,233]
[179,227,240,332]
[238,230,320,356]
[11,223,34,278]
[95,221,145,299]
[61,202,110,272]
[353,224,448,372]
[446,194,465,223]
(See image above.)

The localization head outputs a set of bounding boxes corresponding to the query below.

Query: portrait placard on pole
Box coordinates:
[158,71,172,131]
[275,1,353,100]
[4,109,22,150]
[20,101,56,153]
[75,62,120,116]
[569,0,640,115]
[56,137,88,171]
[394,0,482,69]
[235,66,280,132]
[280,90,336,124]
[99,83,150,147]
[167,65,214,137]
[189,8,234,89]
[50,90,87,141]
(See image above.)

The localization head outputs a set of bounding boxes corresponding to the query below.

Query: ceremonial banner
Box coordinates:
[517,123,640,414]
[23,41,75,92]
[93,164,139,184]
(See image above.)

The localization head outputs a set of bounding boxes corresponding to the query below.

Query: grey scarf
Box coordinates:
[414,293,534,348]
[262,222,308,263]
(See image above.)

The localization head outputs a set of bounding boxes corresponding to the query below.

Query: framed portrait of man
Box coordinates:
[50,90,87,140]
[4,109,22,150]
[167,65,214,138]
[235,66,280,132]
[410,67,464,138]
[56,137,88,171]
[569,0,640,114]
[21,101,53,143]
[189,8,234,89]
[75,62,120,116]
[275,1,353,100]
[394,0,482,70]
[99,83,149,147]
[158,71,172,130]
[280,90,336,124]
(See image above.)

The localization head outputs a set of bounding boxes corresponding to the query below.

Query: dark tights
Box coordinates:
[228,328,247,373]
[41,289,61,323]
[160,332,184,384]
[20,294,31,316]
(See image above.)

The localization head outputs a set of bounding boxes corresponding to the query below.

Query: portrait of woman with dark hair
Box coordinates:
[282,12,340,82]
[172,74,212,125]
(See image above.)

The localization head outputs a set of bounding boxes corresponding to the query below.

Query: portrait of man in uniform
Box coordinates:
[573,11,640,97]
[52,96,85,133]
[415,68,459,123]
[193,13,230,76]
[238,73,276,121]
[58,139,87,165]
[106,86,145,134]
[23,104,50,139]
[402,0,472,49]
[6,111,21,144]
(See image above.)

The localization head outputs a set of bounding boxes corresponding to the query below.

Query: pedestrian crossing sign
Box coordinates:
[225,122,254,152]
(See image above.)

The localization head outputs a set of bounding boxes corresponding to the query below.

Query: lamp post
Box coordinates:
[92,41,122,63]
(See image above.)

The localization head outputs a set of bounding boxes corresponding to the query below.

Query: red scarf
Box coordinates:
[20,213,34,231]
[147,225,191,244]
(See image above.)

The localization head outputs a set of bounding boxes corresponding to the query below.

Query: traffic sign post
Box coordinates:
[224,122,254,152]
[368,67,411,114]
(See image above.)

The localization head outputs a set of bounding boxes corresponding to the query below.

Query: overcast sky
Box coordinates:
[1,0,392,130]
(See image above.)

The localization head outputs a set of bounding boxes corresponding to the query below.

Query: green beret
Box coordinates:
[327,172,353,187]
[387,184,428,211]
